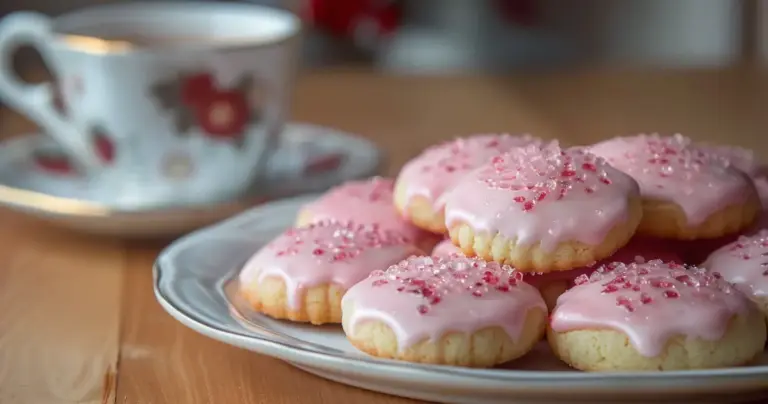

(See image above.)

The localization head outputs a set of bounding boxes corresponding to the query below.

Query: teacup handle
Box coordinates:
[0,12,104,172]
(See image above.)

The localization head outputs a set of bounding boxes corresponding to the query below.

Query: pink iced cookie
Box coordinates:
[341,255,547,367]
[442,144,642,271]
[430,239,463,258]
[296,177,440,251]
[239,221,421,324]
[589,134,759,239]
[394,134,544,233]
[703,229,768,321]
[549,260,765,370]
[698,143,768,208]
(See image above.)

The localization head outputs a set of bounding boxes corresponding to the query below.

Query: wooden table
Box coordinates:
[1,68,766,404]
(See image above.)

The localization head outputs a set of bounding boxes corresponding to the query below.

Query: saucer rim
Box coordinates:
[0,123,383,218]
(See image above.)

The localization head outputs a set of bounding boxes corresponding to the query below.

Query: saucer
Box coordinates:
[0,123,382,237]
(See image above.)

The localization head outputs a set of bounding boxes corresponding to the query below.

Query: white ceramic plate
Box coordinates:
[154,196,768,403]
[0,123,381,237]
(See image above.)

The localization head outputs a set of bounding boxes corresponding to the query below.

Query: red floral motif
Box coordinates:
[181,73,214,105]
[151,72,256,146]
[33,151,75,175]
[92,128,116,164]
[33,126,115,175]
[193,91,250,140]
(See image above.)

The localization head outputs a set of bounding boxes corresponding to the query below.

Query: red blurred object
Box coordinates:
[305,0,402,42]
[496,0,539,26]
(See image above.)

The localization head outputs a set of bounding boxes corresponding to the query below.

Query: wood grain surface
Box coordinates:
[0,68,766,404]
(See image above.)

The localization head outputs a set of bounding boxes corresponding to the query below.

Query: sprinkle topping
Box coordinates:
[551,259,754,358]
[702,229,768,298]
[367,255,525,314]
[580,260,737,313]
[270,220,411,263]
[593,134,735,185]
[477,144,617,212]
[589,134,753,225]
[416,134,543,174]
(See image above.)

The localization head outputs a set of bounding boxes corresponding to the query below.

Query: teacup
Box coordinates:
[0,2,301,208]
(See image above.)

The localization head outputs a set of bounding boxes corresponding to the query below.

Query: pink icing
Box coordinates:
[442,144,639,252]
[342,255,547,351]
[589,134,753,225]
[698,144,768,208]
[300,177,432,245]
[239,221,419,309]
[431,239,463,259]
[697,144,765,178]
[703,229,768,298]
[551,260,755,357]
[396,134,543,210]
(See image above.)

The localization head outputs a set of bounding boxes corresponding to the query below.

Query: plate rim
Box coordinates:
[153,195,768,394]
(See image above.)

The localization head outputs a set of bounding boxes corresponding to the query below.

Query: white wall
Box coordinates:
[587,0,742,66]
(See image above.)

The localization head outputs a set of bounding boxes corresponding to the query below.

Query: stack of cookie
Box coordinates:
[238,133,768,371]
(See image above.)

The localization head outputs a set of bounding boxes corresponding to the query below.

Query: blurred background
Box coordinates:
[1,0,765,73]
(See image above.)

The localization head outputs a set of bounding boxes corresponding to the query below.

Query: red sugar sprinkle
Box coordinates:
[513,196,526,203]
[616,296,635,312]
[650,279,674,288]
[582,162,597,171]
[573,274,590,285]
[496,285,510,292]
[417,305,429,314]
[640,293,653,304]
[601,284,619,293]
[675,274,694,286]
[523,201,535,211]
[663,290,680,299]
[312,248,324,255]
[482,271,499,284]
[472,290,483,297]
[599,177,612,185]
[561,169,576,177]
[372,279,388,287]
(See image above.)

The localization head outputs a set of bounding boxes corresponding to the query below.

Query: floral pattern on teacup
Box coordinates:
[33,125,116,175]
[151,72,259,148]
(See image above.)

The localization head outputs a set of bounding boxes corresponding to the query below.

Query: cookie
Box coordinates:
[295,177,440,251]
[702,230,768,324]
[442,144,642,272]
[549,260,766,371]
[590,134,760,240]
[239,221,421,325]
[341,255,547,367]
[431,238,463,259]
[394,134,543,233]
